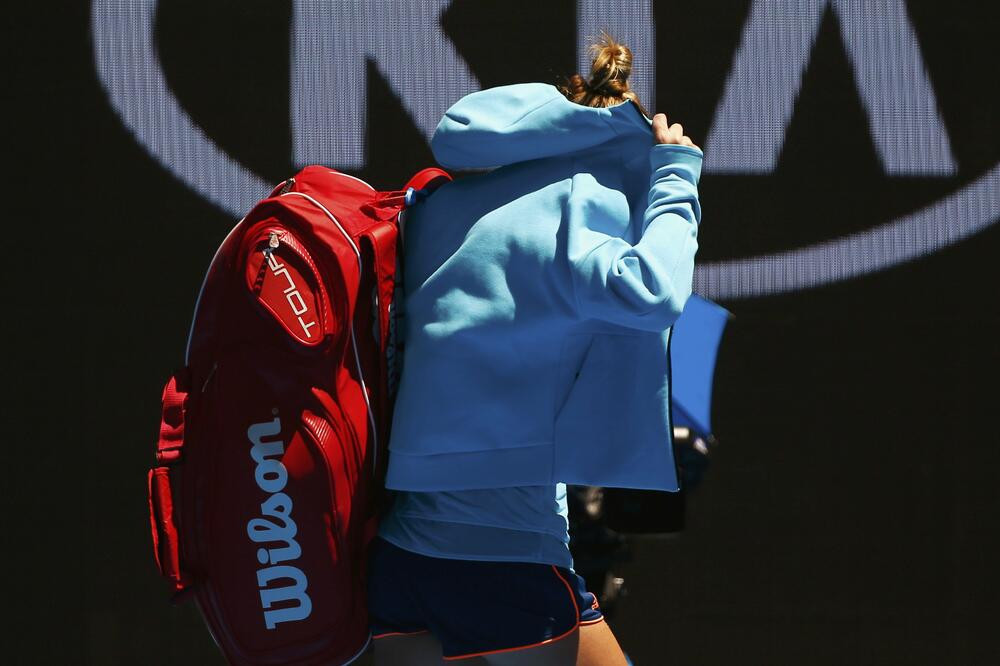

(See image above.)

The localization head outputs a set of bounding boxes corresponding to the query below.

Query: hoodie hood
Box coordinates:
[430,83,653,169]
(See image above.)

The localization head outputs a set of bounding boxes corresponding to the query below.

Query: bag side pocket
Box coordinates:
[147,370,191,594]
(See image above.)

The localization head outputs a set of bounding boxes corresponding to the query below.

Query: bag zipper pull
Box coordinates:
[263,231,280,259]
[253,232,282,296]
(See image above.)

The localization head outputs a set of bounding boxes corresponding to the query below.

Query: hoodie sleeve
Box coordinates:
[567,144,702,331]
[431,84,616,169]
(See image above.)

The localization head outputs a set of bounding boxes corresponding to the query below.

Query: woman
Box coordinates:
[368,35,702,665]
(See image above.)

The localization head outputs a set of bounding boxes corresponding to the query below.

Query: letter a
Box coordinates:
[704,0,956,175]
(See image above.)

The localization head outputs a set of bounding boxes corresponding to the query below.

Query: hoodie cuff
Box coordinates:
[650,144,704,183]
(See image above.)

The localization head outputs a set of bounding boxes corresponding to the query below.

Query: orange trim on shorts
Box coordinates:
[442,565,583,661]
[372,629,430,640]
[551,565,582,619]
[581,591,604,625]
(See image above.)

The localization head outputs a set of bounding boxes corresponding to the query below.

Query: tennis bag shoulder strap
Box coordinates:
[147,165,450,666]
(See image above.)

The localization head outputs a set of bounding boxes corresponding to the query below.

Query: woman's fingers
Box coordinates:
[652,113,671,144]
[652,114,698,150]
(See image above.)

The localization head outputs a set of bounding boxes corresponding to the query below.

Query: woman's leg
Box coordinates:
[372,632,488,665]
[373,621,627,666]
[372,632,444,665]
[481,621,627,666]
[574,620,629,666]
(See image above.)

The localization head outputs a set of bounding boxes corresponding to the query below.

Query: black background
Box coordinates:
[8,1,999,664]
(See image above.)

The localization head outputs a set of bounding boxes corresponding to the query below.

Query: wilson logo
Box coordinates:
[267,252,318,339]
[246,413,312,630]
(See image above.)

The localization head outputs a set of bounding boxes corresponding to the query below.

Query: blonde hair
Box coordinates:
[559,31,649,118]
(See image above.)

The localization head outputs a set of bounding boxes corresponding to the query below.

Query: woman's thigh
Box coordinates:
[372,632,486,665]
[483,621,627,666]
[372,621,627,666]
[372,632,441,665]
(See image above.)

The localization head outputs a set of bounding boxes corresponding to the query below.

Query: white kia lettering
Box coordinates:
[291,0,480,168]
[704,0,956,175]
[92,0,999,298]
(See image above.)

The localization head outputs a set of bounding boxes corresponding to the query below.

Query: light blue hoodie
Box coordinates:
[386,83,702,492]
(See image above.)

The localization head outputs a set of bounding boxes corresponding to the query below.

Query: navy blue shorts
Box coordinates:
[367,536,604,661]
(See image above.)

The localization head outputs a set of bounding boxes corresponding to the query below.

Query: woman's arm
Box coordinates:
[568,135,702,332]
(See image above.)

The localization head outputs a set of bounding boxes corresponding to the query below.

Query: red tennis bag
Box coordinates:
[147,165,450,665]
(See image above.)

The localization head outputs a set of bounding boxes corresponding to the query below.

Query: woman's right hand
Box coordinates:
[652,113,698,149]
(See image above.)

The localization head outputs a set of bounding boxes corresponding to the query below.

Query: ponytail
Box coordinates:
[558,31,649,118]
